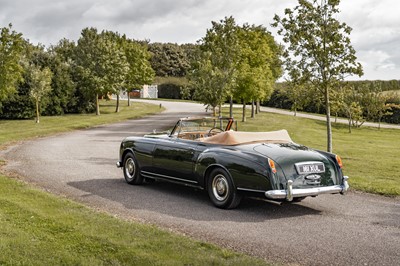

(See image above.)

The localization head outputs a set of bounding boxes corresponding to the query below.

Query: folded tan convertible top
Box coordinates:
[199,130,292,145]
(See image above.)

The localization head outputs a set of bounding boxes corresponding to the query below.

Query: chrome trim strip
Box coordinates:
[237,187,267,193]
[141,171,198,184]
[265,177,350,201]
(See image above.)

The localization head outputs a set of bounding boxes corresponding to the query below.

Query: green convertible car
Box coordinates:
[117,117,349,209]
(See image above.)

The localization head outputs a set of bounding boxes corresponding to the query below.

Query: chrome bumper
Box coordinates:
[265,176,349,201]
[116,161,122,168]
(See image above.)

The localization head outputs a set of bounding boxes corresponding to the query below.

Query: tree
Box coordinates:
[190,17,281,119]
[74,28,129,115]
[99,31,130,113]
[285,78,313,117]
[29,65,53,123]
[361,82,394,129]
[123,38,155,107]
[148,42,190,77]
[368,93,394,129]
[341,84,363,132]
[188,52,225,116]
[0,42,46,119]
[46,39,77,115]
[198,16,241,117]
[273,0,363,152]
[0,24,25,104]
[233,25,278,122]
[74,28,104,115]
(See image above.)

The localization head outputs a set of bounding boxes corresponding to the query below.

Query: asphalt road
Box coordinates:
[2,100,400,265]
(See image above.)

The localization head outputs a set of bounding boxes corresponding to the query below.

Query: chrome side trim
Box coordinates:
[237,187,267,193]
[265,176,350,201]
[141,171,198,184]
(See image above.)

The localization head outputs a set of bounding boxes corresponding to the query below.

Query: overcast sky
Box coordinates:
[1,0,399,81]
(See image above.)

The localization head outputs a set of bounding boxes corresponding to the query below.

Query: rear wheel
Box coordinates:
[123,152,143,185]
[207,168,242,209]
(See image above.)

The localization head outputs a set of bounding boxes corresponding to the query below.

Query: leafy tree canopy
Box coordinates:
[148,42,193,77]
[0,24,25,104]
[273,0,363,152]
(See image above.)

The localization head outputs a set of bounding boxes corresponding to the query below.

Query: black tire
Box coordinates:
[207,168,242,209]
[123,152,143,185]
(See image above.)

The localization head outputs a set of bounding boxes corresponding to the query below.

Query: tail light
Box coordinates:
[335,155,343,168]
[268,158,277,174]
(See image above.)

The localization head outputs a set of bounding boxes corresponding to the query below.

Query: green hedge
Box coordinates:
[155,76,188,99]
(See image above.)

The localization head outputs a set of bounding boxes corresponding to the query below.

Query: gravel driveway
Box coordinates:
[2,100,399,265]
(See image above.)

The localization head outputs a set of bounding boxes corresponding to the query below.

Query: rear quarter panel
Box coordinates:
[195,146,273,192]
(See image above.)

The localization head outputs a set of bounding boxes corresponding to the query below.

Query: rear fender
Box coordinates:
[314,149,344,178]
[195,150,273,192]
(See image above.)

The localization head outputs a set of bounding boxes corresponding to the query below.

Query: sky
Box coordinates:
[1,0,399,81]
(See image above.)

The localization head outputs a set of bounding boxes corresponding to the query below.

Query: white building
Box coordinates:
[140,85,158,98]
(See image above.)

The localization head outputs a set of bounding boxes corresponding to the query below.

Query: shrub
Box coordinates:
[155,76,188,99]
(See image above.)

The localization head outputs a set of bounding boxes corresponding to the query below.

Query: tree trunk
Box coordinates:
[251,100,255,118]
[325,85,332,152]
[115,94,120,113]
[213,106,217,117]
[256,99,260,114]
[348,113,352,133]
[128,92,131,107]
[35,99,40,123]
[229,96,233,118]
[242,100,246,122]
[96,94,100,116]
[219,104,222,117]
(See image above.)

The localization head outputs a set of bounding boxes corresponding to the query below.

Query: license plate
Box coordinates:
[295,162,325,174]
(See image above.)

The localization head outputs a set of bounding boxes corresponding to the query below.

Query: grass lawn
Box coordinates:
[228,108,400,196]
[0,100,267,265]
[0,176,266,265]
[0,100,163,147]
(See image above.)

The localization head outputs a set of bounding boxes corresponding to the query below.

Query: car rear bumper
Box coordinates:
[265,176,349,201]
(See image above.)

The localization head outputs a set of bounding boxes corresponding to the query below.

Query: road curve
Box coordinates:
[2,100,399,266]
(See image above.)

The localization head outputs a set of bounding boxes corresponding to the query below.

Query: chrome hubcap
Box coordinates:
[212,174,229,201]
[125,158,135,179]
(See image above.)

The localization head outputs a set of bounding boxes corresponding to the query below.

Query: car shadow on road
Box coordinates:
[68,177,322,223]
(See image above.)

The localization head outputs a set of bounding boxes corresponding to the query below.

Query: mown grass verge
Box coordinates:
[228,108,400,196]
[0,100,163,147]
[0,176,266,265]
[0,100,267,265]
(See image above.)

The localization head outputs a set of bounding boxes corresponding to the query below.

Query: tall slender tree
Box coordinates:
[29,65,53,123]
[99,31,129,113]
[188,52,225,116]
[234,24,277,122]
[273,0,363,152]
[199,16,241,117]
[123,38,155,107]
